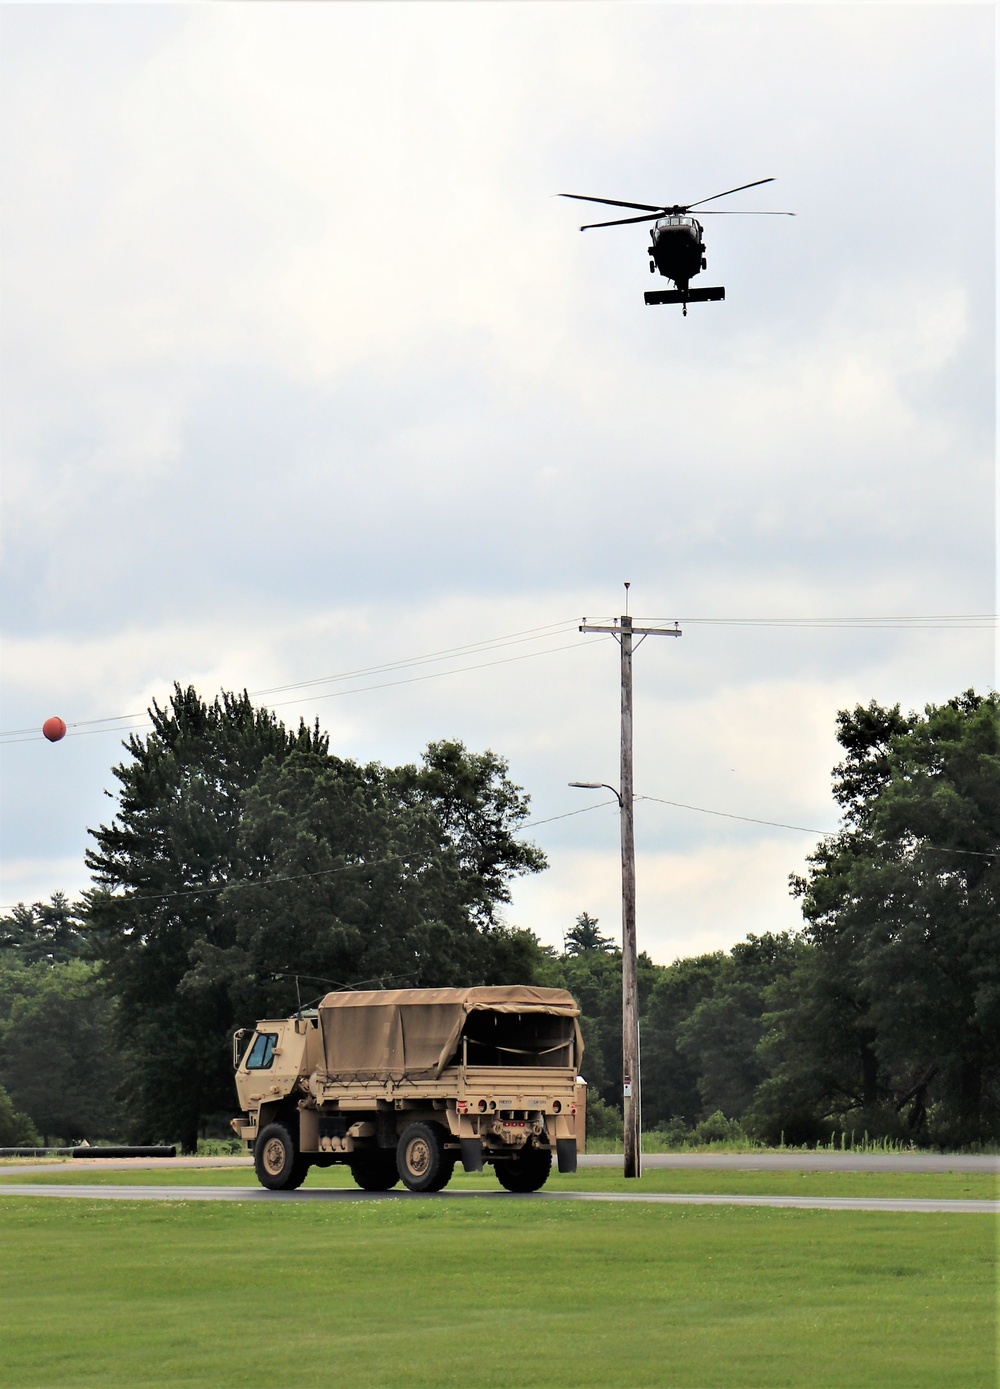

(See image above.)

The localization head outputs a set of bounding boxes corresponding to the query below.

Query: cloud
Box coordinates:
[510,838,816,962]
[1,4,993,954]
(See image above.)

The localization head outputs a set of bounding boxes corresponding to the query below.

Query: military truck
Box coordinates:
[232,986,585,1193]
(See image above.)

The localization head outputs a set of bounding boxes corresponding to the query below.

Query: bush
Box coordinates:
[0,1084,41,1147]
[652,1117,694,1149]
[195,1137,244,1156]
[691,1110,748,1146]
[586,1095,624,1140]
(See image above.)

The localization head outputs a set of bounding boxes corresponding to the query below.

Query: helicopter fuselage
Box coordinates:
[649,214,706,288]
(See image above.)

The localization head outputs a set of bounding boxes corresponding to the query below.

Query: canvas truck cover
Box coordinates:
[317,986,583,1082]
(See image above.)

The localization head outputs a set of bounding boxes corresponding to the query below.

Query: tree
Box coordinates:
[85,687,546,1149]
[391,740,546,929]
[0,893,86,963]
[674,933,803,1123]
[179,742,546,1026]
[0,959,125,1143]
[564,912,615,955]
[85,686,332,1148]
[537,923,658,1112]
[640,952,726,1127]
[0,897,124,1143]
[0,1084,40,1148]
[754,691,1000,1145]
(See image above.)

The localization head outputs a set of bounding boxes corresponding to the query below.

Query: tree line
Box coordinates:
[1,684,996,1150]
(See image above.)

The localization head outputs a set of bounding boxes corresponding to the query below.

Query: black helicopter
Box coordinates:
[560,177,793,314]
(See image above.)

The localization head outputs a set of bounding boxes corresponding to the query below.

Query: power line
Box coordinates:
[637,794,830,835]
[0,799,621,913]
[20,849,447,913]
[656,614,998,630]
[521,799,620,829]
[267,637,605,710]
[249,619,582,697]
[0,626,601,743]
[3,786,993,914]
[0,618,584,738]
[3,611,991,743]
[569,791,998,859]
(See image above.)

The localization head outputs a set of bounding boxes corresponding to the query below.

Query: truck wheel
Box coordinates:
[350,1151,400,1191]
[254,1121,308,1191]
[397,1122,455,1192]
[495,1146,552,1193]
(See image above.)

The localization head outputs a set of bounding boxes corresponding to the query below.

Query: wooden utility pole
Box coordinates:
[580,602,681,1178]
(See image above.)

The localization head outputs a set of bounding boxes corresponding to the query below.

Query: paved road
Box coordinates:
[584,1153,1000,1173]
[1,1156,253,1177]
[3,1152,996,1176]
[0,1182,994,1214]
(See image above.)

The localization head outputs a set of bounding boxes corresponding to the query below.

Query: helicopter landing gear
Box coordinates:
[649,260,656,273]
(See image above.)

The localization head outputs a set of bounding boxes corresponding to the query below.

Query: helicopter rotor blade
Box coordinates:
[578,213,664,231]
[559,193,665,213]
[686,177,776,209]
[697,209,795,216]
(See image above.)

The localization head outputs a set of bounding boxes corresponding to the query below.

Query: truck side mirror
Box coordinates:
[232,1029,248,1071]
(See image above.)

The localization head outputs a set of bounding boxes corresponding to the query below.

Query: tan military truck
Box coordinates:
[232,986,585,1193]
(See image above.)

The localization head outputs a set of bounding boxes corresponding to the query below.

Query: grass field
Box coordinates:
[1,1160,995,1201]
[1,1188,995,1388]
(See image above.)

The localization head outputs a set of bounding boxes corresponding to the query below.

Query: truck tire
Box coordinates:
[254,1121,309,1191]
[350,1151,400,1191]
[397,1121,455,1193]
[495,1145,552,1193]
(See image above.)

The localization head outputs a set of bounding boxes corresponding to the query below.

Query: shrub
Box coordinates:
[0,1084,41,1147]
[586,1095,624,1140]
[196,1137,244,1156]
[652,1117,694,1148]
[692,1110,747,1145]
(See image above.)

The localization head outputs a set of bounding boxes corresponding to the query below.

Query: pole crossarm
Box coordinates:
[580,623,682,637]
[578,612,682,1179]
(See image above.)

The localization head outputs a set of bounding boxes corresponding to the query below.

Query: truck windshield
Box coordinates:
[245,1032,278,1070]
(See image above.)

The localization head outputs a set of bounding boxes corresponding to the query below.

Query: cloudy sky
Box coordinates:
[1,3,994,964]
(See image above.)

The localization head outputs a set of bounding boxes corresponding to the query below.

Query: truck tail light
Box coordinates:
[552,1100,562,1114]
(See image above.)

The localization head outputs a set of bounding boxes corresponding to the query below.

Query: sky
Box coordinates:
[1,3,995,966]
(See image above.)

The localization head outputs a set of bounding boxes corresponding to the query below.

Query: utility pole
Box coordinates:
[579,593,681,1178]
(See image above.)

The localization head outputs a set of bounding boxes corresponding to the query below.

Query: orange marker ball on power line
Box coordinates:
[42,717,67,742]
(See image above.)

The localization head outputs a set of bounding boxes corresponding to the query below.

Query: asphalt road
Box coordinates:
[0,1182,994,1214]
[583,1152,1000,1173]
[3,1152,996,1176]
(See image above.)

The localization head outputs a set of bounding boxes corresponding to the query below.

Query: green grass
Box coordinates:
[585,1135,1000,1155]
[1,1161,995,1200]
[0,1196,994,1388]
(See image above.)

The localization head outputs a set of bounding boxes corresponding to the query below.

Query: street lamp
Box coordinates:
[568,781,622,805]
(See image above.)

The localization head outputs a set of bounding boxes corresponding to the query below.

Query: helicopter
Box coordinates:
[560,177,793,314]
